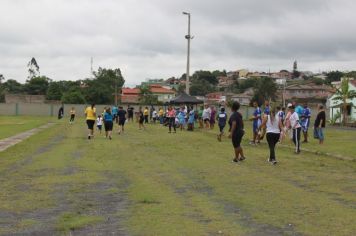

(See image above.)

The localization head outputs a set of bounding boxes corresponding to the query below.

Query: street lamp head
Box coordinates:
[182,11,190,15]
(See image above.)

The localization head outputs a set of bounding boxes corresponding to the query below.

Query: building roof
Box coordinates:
[170,92,204,104]
[122,88,140,95]
[149,85,176,94]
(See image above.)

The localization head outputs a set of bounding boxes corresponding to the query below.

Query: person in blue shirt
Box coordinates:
[177,107,186,131]
[259,100,270,140]
[216,107,228,142]
[301,103,311,142]
[104,107,114,140]
[294,102,303,121]
[249,101,262,145]
[187,106,195,131]
[263,100,270,115]
[111,105,118,124]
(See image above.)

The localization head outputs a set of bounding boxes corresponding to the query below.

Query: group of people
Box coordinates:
[81,101,326,165]
[84,104,136,140]
[240,100,326,164]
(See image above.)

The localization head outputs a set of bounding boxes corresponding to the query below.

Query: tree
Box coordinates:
[62,89,86,104]
[27,57,40,79]
[238,78,257,92]
[83,67,125,104]
[25,76,50,95]
[46,82,63,100]
[332,78,356,125]
[138,85,158,105]
[0,74,5,102]
[326,71,343,84]
[251,77,277,105]
[189,70,218,96]
[311,77,324,85]
[2,79,24,93]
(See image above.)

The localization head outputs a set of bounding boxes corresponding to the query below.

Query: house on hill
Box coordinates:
[280,83,333,105]
[328,79,356,123]
[121,85,176,104]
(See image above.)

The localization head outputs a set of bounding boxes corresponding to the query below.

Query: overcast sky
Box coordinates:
[1,0,356,86]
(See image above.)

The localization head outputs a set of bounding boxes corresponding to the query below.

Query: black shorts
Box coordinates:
[139,117,144,124]
[119,119,126,126]
[97,125,102,130]
[219,125,225,133]
[104,121,113,131]
[86,120,95,130]
[204,118,210,123]
[232,131,244,148]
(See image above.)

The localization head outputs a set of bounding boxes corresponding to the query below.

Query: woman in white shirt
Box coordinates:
[261,107,283,164]
[289,105,302,154]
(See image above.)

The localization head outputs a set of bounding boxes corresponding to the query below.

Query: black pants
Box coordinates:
[292,127,301,152]
[168,117,176,132]
[266,132,280,161]
[144,115,149,123]
[69,114,75,122]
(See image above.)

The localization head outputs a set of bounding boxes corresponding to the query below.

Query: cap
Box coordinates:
[287,103,293,108]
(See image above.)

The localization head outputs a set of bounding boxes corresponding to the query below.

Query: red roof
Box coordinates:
[149,85,175,94]
[122,88,140,95]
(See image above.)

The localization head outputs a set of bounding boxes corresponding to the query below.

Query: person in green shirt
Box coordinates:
[198,106,204,129]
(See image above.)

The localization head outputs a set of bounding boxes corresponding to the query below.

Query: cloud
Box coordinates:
[0,0,355,86]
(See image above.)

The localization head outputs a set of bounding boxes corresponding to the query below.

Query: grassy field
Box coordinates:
[0,116,56,139]
[0,118,355,235]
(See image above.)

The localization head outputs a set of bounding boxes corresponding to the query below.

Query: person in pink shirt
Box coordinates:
[167,105,176,133]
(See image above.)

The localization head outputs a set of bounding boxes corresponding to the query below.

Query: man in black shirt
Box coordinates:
[228,101,246,163]
[127,105,134,122]
[117,106,127,134]
[314,104,326,144]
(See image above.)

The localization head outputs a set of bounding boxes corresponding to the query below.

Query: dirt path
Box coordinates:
[0,123,56,152]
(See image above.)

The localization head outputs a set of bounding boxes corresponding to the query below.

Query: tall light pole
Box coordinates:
[183,12,191,95]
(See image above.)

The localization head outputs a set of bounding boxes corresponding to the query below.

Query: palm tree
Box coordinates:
[332,78,356,125]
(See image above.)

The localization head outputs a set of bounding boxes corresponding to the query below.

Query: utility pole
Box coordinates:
[183,12,192,95]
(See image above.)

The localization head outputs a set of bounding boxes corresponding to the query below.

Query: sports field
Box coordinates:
[0,116,355,235]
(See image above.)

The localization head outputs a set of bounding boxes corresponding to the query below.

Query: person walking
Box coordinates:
[210,106,216,130]
[198,106,204,129]
[187,106,195,131]
[103,107,113,139]
[249,101,262,145]
[177,107,186,131]
[85,104,96,139]
[112,105,118,124]
[167,105,176,133]
[202,104,211,129]
[69,107,76,124]
[96,115,103,134]
[289,105,302,154]
[58,105,64,120]
[159,107,164,124]
[138,107,145,130]
[314,104,326,144]
[228,101,246,163]
[217,107,227,142]
[144,107,149,124]
[261,107,283,165]
[301,103,311,143]
[127,105,134,122]
[117,106,127,134]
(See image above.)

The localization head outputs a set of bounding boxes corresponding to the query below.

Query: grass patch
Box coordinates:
[0,117,355,235]
[56,212,104,232]
[0,115,56,139]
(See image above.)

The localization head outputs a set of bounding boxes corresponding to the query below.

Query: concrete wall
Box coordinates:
[0,103,329,121]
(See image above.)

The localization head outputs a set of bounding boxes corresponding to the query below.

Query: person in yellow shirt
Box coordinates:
[159,107,164,124]
[143,106,149,124]
[85,104,96,139]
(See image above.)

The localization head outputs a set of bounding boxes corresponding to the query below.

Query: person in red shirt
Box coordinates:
[167,105,176,133]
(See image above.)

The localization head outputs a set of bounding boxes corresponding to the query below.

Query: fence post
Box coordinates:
[15,103,19,116]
